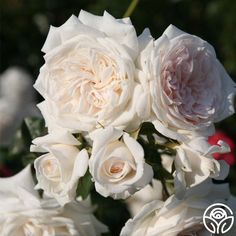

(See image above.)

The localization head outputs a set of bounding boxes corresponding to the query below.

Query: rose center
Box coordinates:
[160,41,217,124]
[51,47,126,118]
[110,162,124,174]
[42,158,61,181]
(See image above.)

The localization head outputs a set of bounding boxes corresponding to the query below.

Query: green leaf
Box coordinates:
[7,117,46,156]
[22,153,38,166]
[2,117,47,169]
[73,133,90,151]
[139,122,157,135]
[138,122,177,155]
[138,135,162,165]
[137,123,174,199]
[24,117,47,140]
[21,120,33,148]
[153,164,173,181]
[0,147,9,165]
[9,129,27,155]
[138,122,156,145]
[76,170,94,200]
[91,189,130,236]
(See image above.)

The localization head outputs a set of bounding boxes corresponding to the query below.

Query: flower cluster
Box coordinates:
[1,10,236,236]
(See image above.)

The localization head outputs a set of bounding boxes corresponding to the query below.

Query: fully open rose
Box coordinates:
[89,127,153,199]
[35,10,142,133]
[137,25,236,141]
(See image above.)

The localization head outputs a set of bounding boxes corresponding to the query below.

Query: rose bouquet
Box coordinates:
[1,10,236,236]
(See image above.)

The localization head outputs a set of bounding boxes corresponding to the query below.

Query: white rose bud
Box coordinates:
[89,126,153,199]
[31,131,89,205]
[174,137,230,198]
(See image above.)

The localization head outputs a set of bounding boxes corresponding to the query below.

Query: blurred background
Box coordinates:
[0,0,236,233]
[1,0,236,77]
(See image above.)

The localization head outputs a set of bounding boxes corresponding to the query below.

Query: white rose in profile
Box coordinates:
[89,126,153,199]
[35,10,142,133]
[137,25,236,141]
[174,137,230,198]
[0,165,108,236]
[121,181,231,236]
[31,131,89,205]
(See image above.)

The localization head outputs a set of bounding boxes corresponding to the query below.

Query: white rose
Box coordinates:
[121,181,231,236]
[31,131,89,205]
[137,25,236,141]
[0,165,108,236]
[35,10,142,133]
[89,126,153,199]
[174,137,230,198]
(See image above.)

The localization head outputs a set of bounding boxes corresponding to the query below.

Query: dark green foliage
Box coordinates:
[24,117,48,140]
[138,122,177,154]
[73,132,91,151]
[138,123,175,178]
[91,189,131,236]
[137,122,175,197]
[1,0,236,79]
[0,117,46,175]
[76,170,94,200]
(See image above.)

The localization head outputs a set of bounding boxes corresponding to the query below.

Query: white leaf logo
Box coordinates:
[203,203,234,234]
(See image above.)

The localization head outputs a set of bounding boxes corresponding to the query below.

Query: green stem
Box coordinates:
[123,0,140,18]
[160,178,170,199]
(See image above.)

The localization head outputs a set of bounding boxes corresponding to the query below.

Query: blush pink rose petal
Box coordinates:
[137,25,236,141]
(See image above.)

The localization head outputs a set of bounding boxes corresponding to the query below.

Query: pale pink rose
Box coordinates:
[137,25,236,141]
